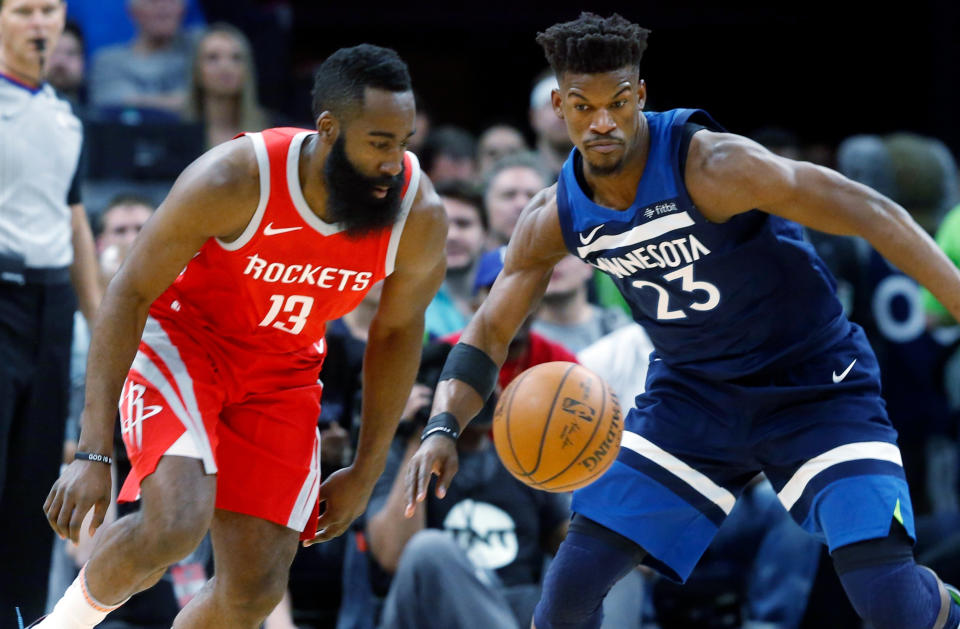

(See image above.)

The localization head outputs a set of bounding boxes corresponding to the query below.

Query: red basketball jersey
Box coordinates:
[149,127,421,360]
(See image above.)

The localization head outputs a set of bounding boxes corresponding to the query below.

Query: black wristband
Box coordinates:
[420,412,461,442]
[75,451,113,465]
[439,343,499,402]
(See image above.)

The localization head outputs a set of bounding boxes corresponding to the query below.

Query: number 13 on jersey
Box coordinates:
[259,294,314,334]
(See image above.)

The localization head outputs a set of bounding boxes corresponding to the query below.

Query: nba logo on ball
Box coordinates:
[493,362,623,492]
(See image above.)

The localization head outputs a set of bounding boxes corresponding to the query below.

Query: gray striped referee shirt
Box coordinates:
[0,75,83,269]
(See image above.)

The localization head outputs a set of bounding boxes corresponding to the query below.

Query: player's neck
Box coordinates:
[297,134,334,223]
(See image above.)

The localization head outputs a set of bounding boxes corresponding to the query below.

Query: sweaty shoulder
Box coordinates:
[163,135,262,241]
[684,129,794,223]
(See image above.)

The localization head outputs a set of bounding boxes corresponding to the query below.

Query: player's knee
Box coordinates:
[138,501,212,566]
[217,559,290,617]
[534,523,644,629]
[833,529,950,629]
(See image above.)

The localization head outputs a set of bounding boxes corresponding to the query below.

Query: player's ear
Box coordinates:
[316,111,339,144]
[551,89,564,120]
[637,79,647,111]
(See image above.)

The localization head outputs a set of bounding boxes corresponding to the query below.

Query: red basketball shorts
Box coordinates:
[117,314,324,540]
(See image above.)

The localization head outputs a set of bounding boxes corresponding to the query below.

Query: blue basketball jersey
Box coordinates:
[556,108,848,379]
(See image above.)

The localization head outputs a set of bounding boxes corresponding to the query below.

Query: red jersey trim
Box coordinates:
[385,152,421,276]
[215,132,271,251]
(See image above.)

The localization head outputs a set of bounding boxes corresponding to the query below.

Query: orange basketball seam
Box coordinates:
[503,368,535,475]
[526,363,578,477]
[535,371,609,487]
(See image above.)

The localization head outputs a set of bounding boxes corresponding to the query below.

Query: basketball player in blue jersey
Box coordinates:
[404,12,960,629]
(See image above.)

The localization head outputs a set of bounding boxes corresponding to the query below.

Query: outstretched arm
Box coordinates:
[403,185,569,514]
[306,175,448,545]
[685,131,960,321]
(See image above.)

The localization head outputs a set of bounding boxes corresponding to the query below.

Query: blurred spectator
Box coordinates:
[483,152,551,249]
[533,254,631,353]
[477,123,527,177]
[184,22,268,149]
[577,323,654,408]
[408,89,432,153]
[366,342,570,629]
[89,0,197,116]
[420,125,477,185]
[528,70,570,178]
[45,19,86,111]
[0,0,100,619]
[424,179,487,338]
[94,194,155,284]
[67,0,204,62]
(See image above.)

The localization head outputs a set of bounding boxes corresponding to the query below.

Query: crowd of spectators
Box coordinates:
[4,1,960,627]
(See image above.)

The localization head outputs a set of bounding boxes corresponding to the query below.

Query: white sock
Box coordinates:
[37,565,127,628]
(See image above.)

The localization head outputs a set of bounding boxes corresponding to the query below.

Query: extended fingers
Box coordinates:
[45,486,66,538]
[404,456,423,517]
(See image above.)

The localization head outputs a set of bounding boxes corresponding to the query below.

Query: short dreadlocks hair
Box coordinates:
[536,13,650,78]
[311,44,412,120]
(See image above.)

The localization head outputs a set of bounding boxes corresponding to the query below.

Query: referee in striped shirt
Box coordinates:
[0,0,101,620]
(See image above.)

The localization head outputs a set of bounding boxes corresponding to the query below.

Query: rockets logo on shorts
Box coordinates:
[120,380,164,450]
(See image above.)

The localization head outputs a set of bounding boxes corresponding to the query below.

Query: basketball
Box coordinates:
[493,361,623,492]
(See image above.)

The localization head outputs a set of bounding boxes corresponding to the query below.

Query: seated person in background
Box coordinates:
[527,71,570,179]
[449,247,577,387]
[476,123,528,177]
[88,0,196,115]
[366,342,570,629]
[532,254,631,354]
[183,22,269,149]
[420,126,478,185]
[483,152,551,249]
[45,20,87,112]
[424,180,488,338]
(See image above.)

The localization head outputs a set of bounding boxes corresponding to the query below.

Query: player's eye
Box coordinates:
[371,141,391,150]
[612,100,628,109]
[574,104,590,112]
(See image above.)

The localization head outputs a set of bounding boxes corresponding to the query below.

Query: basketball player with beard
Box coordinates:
[38,44,447,629]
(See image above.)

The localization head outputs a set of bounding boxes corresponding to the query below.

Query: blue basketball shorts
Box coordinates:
[571,323,914,583]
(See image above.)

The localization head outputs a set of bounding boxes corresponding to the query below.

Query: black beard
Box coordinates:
[324,136,405,237]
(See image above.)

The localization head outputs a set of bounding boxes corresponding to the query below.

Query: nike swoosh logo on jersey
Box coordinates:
[264,222,303,236]
[579,224,604,245]
[832,358,857,383]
